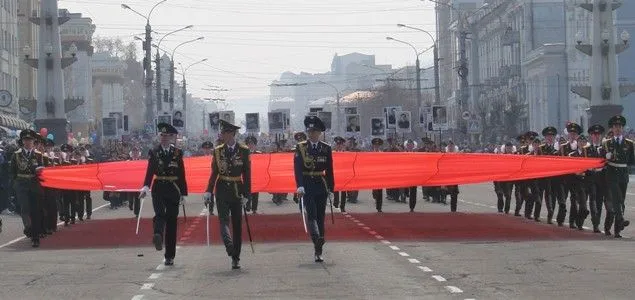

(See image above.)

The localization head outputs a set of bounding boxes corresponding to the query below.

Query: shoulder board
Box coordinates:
[318,141,331,147]
[215,144,224,150]
[583,144,591,149]
[34,150,42,154]
[14,148,22,154]
[539,144,546,147]
[298,141,307,145]
[238,143,249,150]
[626,138,634,144]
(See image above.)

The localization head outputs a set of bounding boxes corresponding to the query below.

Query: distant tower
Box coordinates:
[23,0,77,144]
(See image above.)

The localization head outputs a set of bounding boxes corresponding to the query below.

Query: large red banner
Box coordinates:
[38,153,604,193]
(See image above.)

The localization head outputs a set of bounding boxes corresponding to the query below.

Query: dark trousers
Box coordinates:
[301,189,327,243]
[61,190,77,222]
[128,192,141,216]
[496,182,513,213]
[333,191,346,210]
[606,166,629,235]
[14,180,41,241]
[445,185,459,212]
[43,188,60,232]
[151,187,180,260]
[408,186,417,211]
[372,189,383,211]
[586,171,609,230]
[526,180,542,220]
[216,181,243,259]
[249,193,259,212]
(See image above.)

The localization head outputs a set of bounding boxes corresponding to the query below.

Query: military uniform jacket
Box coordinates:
[293,141,335,193]
[603,137,635,168]
[143,145,188,196]
[10,148,44,181]
[206,143,251,198]
[539,142,559,156]
[518,145,529,155]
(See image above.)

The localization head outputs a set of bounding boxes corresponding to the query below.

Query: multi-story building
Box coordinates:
[17,0,39,123]
[92,52,126,141]
[437,0,597,143]
[616,0,635,125]
[59,8,95,135]
[0,0,20,118]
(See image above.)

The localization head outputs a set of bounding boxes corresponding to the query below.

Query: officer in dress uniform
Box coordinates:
[404,139,419,212]
[203,120,251,269]
[244,136,261,214]
[290,132,308,207]
[294,116,335,263]
[603,115,633,238]
[140,123,188,266]
[371,138,385,212]
[582,125,608,233]
[10,129,45,247]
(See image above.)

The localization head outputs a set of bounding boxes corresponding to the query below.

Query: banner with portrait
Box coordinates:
[396,111,412,133]
[209,112,220,132]
[345,114,361,133]
[219,111,235,124]
[344,107,358,115]
[384,106,401,129]
[245,113,260,132]
[432,105,448,130]
[370,117,385,137]
[173,110,185,129]
[419,105,432,130]
[268,111,285,133]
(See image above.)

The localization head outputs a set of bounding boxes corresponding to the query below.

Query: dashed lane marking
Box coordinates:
[445,286,464,293]
[131,295,144,300]
[380,240,391,244]
[408,258,420,264]
[148,273,161,280]
[140,283,154,290]
[432,275,447,282]
[418,266,433,272]
[398,252,410,257]
[389,245,400,251]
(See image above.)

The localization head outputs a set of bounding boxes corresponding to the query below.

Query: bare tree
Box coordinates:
[92,36,137,61]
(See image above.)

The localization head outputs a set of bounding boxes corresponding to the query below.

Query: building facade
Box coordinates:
[0,0,21,117]
[92,52,126,141]
[59,8,94,135]
[17,0,39,122]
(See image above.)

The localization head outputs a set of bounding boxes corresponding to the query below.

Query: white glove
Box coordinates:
[296,186,305,196]
[203,192,212,205]
[139,186,150,198]
[180,196,185,204]
[606,153,612,160]
[570,141,577,151]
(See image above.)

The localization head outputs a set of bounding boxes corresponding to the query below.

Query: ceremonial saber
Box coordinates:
[243,201,255,253]
[328,192,335,225]
[206,205,210,247]
[182,204,187,223]
[300,196,307,233]
[135,196,145,235]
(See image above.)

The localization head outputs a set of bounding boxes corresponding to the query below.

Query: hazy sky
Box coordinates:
[59,0,438,103]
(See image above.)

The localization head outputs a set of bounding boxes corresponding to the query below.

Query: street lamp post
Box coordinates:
[318,81,342,136]
[154,25,193,113]
[386,36,423,108]
[170,37,204,112]
[179,58,207,134]
[397,24,440,106]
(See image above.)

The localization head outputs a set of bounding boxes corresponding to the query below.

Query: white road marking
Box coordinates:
[380,240,391,244]
[418,266,433,272]
[375,235,384,239]
[140,283,154,290]
[445,286,463,293]
[358,223,365,226]
[389,245,400,250]
[362,226,370,230]
[627,192,635,196]
[432,275,447,282]
[131,295,144,300]
[0,203,110,249]
[156,264,166,271]
[353,219,360,223]
[398,252,410,257]
[369,231,377,235]
[408,258,420,264]
[148,273,161,280]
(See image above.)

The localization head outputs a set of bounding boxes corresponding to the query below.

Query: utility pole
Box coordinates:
[433,45,441,105]
[155,50,162,113]
[144,23,153,125]
[572,0,633,128]
[457,16,469,131]
[169,60,175,111]
[182,74,187,133]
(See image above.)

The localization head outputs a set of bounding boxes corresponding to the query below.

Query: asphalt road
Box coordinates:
[0,183,633,300]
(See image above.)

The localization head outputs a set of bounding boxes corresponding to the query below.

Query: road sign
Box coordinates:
[468,120,481,134]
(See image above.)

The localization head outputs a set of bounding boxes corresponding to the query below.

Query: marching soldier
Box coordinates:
[10,129,45,247]
[404,139,418,212]
[561,122,585,229]
[444,140,460,212]
[582,125,608,233]
[200,141,214,156]
[370,138,384,212]
[290,132,308,207]
[203,120,251,269]
[41,138,60,234]
[245,136,261,214]
[294,116,335,263]
[526,137,544,221]
[127,146,143,217]
[331,136,347,211]
[603,115,633,238]
[513,133,530,216]
[539,126,563,225]
[140,123,188,266]
[496,142,516,214]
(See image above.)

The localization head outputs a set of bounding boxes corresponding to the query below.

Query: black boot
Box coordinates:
[153,233,163,251]
[232,256,241,269]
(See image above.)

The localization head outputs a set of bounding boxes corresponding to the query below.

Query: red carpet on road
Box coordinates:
[12,213,602,250]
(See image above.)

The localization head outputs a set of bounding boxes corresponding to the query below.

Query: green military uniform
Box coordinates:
[582,125,609,233]
[539,126,562,224]
[603,115,633,238]
[206,120,251,269]
[371,138,385,212]
[10,129,45,247]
